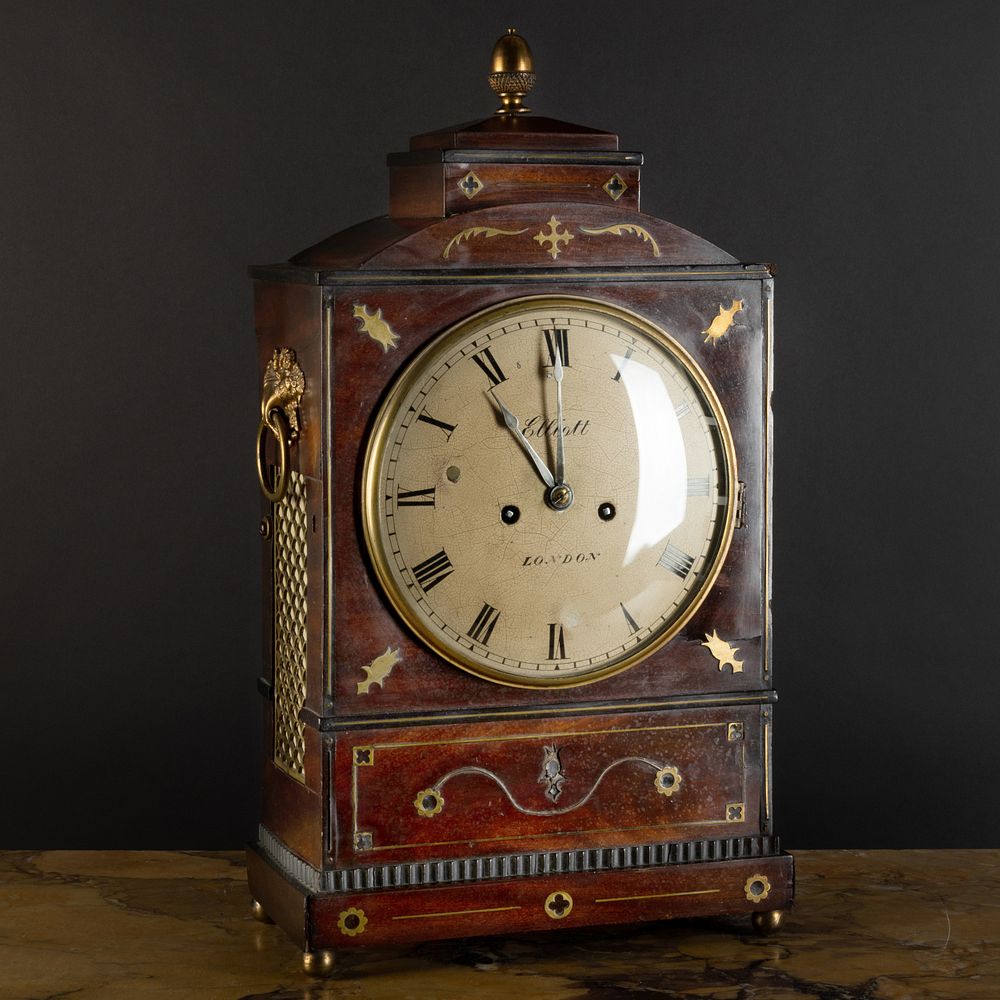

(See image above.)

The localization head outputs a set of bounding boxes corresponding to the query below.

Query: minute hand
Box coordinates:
[553,346,566,484]
[493,394,556,489]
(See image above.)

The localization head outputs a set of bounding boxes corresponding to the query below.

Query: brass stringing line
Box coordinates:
[361,817,738,854]
[430,757,664,818]
[764,721,771,820]
[330,693,769,727]
[594,888,720,903]
[392,905,521,921]
[316,269,767,284]
[351,756,359,839]
[367,721,725,752]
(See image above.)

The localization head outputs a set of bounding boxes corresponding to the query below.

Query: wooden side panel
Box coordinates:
[254,280,327,867]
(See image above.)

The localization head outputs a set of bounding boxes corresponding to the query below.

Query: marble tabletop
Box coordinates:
[0,849,997,999]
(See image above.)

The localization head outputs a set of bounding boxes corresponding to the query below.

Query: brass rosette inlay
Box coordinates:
[744,874,772,903]
[654,765,682,797]
[414,788,444,818]
[543,890,574,920]
[337,907,368,937]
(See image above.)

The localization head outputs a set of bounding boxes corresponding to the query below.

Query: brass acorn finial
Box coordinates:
[489,28,535,115]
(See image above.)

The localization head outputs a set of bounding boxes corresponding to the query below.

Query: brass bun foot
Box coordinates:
[752,909,785,935]
[250,899,273,924]
[303,950,336,978]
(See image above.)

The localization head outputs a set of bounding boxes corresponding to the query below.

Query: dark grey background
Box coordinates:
[3,1,997,849]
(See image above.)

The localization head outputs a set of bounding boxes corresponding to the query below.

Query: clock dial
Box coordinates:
[362,296,736,687]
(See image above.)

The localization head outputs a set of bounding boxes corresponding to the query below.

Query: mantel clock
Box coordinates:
[248,31,793,976]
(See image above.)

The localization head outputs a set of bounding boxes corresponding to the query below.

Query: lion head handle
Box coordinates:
[261,348,305,439]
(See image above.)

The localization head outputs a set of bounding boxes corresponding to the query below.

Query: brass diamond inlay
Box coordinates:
[458,171,484,199]
[273,470,308,781]
[603,173,628,201]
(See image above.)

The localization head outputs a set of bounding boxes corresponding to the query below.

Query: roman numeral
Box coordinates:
[416,410,456,439]
[612,347,634,381]
[547,623,567,660]
[467,604,500,645]
[620,603,641,635]
[397,486,436,507]
[657,542,695,578]
[543,328,570,367]
[471,346,507,387]
[687,477,710,497]
[411,549,453,592]
[674,401,692,419]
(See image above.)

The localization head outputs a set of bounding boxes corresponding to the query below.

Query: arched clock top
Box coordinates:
[289,204,737,272]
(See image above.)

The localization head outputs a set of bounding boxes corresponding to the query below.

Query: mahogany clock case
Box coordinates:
[247,94,791,954]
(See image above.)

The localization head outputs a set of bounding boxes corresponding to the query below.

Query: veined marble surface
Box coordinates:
[0,849,997,999]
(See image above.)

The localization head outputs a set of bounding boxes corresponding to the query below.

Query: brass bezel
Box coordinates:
[360,294,738,690]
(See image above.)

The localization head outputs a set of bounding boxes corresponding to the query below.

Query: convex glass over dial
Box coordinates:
[362,297,736,687]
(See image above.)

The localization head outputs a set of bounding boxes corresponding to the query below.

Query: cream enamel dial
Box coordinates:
[362,296,736,688]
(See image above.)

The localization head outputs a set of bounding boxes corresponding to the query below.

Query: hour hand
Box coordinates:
[492,392,556,488]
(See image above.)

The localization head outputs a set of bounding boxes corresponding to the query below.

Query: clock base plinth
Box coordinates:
[247,841,793,958]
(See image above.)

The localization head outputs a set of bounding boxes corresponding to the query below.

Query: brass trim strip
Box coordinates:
[763,279,774,681]
[323,691,775,730]
[392,905,521,921]
[364,721,724,751]
[324,294,334,703]
[313,269,769,286]
[362,818,744,854]
[764,720,772,821]
[595,888,720,903]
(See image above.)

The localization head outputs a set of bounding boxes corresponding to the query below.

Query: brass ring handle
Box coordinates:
[256,407,290,503]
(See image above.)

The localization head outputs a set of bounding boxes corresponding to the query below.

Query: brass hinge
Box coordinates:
[735,481,747,529]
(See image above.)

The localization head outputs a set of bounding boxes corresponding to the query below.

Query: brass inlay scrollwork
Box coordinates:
[273,470,308,781]
[533,215,574,259]
[703,299,745,343]
[352,304,399,352]
[703,630,745,673]
[415,756,680,818]
[578,222,661,257]
[442,226,529,259]
[356,647,400,695]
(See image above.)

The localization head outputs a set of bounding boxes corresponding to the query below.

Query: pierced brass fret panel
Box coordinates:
[273,470,308,781]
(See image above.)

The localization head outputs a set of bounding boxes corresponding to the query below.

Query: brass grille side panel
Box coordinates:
[273,470,308,781]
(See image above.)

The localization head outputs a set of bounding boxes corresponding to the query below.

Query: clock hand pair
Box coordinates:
[552,344,566,486]
[491,353,574,511]
[492,392,556,489]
